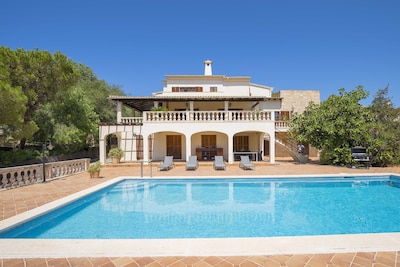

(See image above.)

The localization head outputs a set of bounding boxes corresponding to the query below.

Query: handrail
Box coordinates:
[140,160,152,178]
[275,132,309,163]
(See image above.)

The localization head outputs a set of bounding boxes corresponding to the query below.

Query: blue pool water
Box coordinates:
[1,176,400,239]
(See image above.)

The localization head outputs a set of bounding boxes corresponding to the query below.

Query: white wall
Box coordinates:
[161,77,272,97]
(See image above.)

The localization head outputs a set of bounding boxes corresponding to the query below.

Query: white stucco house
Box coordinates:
[99,60,320,165]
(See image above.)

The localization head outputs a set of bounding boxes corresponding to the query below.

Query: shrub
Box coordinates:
[108,147,124,159]
[87,161,101,173]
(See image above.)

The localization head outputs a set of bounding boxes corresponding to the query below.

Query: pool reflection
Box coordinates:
[100,180,276,224]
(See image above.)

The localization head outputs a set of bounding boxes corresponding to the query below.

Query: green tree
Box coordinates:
[73,63,126,122]
[0,62,28,144]
[36,86,100,153]
[30,62,126,154]
[0,82,31,145]
[368,86,400,166]
[0,47,79,148]
[289,86,374,166]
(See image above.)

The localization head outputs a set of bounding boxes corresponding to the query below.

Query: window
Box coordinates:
[281,111,290,120]
[210,87,217,92]
[172,87,203,92]
[233,136,249,152]
[274,111,280,121]
[201,135,216,147]
[275,111,290,121]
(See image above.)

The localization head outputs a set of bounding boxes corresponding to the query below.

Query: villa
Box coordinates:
[99,60,320,165]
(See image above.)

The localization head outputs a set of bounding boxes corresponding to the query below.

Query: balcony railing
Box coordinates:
[120,117,143,125]
[275,121,289,129]
[120,110,273,124]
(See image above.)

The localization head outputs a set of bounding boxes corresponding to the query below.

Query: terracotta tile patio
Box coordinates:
[0,160,399,266]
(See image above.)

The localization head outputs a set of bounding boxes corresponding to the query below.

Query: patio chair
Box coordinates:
[158,156,174,171]
[213,156,226,170]
[185,156,199,170]
[240,155,255,170]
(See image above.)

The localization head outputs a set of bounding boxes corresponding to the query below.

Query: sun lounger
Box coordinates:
[185,156,198,170]
[213,156,226,170]
[158,156,174,171]
[240,155,255,170]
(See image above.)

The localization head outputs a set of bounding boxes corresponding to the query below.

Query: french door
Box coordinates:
[166,135,182,159]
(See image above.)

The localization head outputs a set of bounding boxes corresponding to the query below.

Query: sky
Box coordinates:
[2,0,399,107]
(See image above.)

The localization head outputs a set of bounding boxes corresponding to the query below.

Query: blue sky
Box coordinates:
[2,0,399,107]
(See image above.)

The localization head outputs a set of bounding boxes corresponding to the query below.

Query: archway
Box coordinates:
[106,134,118,159]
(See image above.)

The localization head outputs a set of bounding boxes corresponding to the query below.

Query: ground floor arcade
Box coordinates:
[99,124,277,164]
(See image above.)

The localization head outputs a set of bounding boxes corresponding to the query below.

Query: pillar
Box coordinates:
[269,132,275,164]
[117,101,122,124]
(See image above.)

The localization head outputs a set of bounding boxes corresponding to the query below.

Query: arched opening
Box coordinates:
[106,134,118,160]
[192,131,227,161]
[233,131,264,161]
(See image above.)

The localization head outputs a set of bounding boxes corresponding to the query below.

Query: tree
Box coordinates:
[368,86,400,166]
[289,86,375,166]
[0,61,28,144]
[1,48,129,164]
[0,82,30,145]
[73,63,126,122]
[29,61,126,154]
[0,47,79,148]
[39,86,100,152]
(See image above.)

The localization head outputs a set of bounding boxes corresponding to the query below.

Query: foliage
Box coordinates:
[28,87,100,153]
[53,87,100,150]
[73,63,127,122]
[0,60,29,144]
[367,86,400,166]
[30,105,55,145]
[289,86,375,166]
[108,147,124,158]
[0,149,39,166]
[27,61,125,154]
[0,47,79,147]
[0,47,130,163]
[87,161,102,173]
[0,82,27,130]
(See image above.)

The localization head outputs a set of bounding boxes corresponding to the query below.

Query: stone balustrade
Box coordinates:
[275,120,289,129]
[121,111,289,130]
[0,158,90,189]
[141,110,273,123]
[120,117,143,124]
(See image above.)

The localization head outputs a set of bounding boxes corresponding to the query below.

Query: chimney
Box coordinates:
[204,60,212,76]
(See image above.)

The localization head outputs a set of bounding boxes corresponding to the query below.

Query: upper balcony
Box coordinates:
[117,110,289,131]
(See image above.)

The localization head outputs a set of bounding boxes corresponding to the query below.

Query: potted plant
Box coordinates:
[108,147,124,164]
[88,161,101,178]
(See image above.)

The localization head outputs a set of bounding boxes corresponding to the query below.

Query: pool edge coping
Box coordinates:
[1,233,400,258]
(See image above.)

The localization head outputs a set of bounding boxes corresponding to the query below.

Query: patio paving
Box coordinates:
[0,160,399,266]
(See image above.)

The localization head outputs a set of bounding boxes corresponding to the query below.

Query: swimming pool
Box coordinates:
[1,175,400,239]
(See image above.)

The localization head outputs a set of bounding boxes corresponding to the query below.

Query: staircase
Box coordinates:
[274,132,309,164]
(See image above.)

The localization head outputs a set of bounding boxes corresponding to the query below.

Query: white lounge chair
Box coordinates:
[158,156,174,171]
[213,156,226,170]
[185,156,198,170]
[240,155,255,170]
